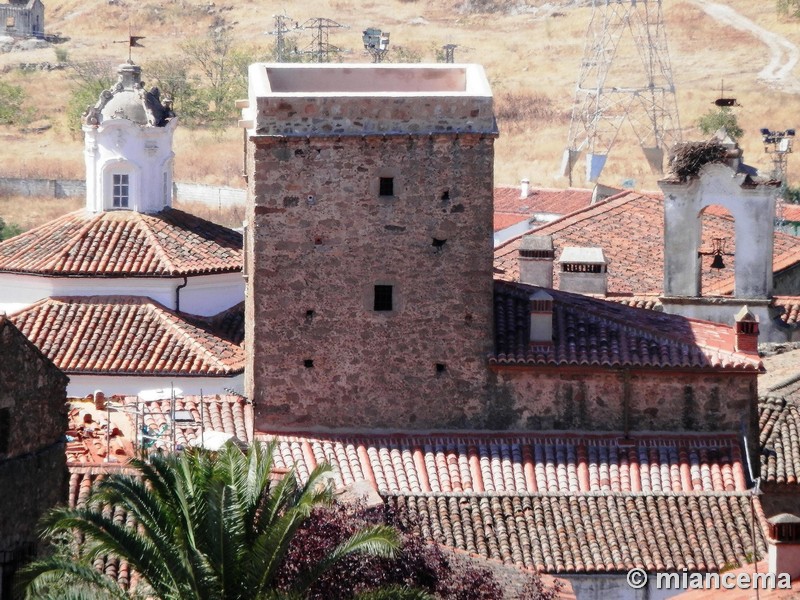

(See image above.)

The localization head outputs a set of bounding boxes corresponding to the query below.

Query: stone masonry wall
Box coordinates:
[0,317,68,554]
[246,133,496,430]
[0,317,67,459]
[0,442,66,552]
[254,95,495,137]
[490,368,758,435]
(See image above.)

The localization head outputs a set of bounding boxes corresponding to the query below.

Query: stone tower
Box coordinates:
[240,64,497,431]
[82,61,176,214]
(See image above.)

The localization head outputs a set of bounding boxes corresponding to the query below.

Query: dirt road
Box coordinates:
[690,0,800,94]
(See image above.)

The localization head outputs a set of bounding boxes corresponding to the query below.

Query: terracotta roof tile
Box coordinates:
[493,212,531,232]
[774,297,800,327]
[387,492,766,574]
[492,282,761,371]
[0,209,242,277]
[10,296,245,376]
[782,203,800,222]
[262,432,748,495]
[760,374,800,485]
[493,186,594,215]
[494,192,799,296]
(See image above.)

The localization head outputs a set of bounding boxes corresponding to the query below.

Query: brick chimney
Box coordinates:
[518,235,554,288]
[767,513,800,580]
[558,247,608,295]
[734,305,759,354]
[520,178,530,199]
[529,289,553,344]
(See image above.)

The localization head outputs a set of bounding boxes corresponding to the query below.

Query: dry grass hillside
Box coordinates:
[0,0,799,229]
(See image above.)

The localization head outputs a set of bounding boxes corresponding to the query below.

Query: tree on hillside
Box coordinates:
[777,0,800,18]
[181,27,264,130]
[697,107,743,141]
[19,442,412,600]
[0,217,23,241]
[65,60,116,134]
[0,81,31,126]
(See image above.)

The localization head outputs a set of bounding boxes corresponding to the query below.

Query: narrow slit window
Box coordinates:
[379,177,394,197]
[373,285,393,312]
[112,174,129,208]
[0,408,10,454]
[6,16,14,28]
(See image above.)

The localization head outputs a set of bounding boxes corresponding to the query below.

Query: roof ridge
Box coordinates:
[135,213,179,275]
[494,192,647,252]
[384,490,757,498]
[150,301,242,373]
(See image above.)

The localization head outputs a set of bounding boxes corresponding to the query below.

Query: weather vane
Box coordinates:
[113,26,145,62]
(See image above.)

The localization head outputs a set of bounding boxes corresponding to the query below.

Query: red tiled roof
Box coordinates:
[494,191,800,296]
[492,282,762,371]
[10,296,245,376]
[782,203,800,222]
[264,432,747,494]
[760,373,800,486]
[493,212,530,232]
[493,186,594,215]
[388,492,766,574]
[774,297,800,327]
[0,209,242,277]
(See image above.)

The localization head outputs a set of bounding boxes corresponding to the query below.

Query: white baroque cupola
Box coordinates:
[82,61,177,214]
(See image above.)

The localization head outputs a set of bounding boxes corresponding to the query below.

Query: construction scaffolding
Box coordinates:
[564,0,682,184]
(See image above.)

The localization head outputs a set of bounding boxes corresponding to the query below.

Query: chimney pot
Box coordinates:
[767,513,800,580]
[520,178,530,199]
[558,247,609,295]
[518,235,554,288]
[734,305,759,354]
[529,289,554,344]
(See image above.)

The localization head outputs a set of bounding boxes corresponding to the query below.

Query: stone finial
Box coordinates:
[734,305,759,354]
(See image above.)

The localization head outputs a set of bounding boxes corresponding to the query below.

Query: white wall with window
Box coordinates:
[83,116,177,215]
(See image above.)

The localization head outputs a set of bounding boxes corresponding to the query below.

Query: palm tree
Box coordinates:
[20,442,427,600]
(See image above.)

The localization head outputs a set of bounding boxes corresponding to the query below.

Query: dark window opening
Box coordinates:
[303,359,314,368]
[441,190,450,201]
[374,285,393,311]
[379,177,394,197]
[0,408,10,453]
[305,309,315,321]
[435,363,446,375]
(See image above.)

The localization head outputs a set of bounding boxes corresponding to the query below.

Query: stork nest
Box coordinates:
[668,140,727,181]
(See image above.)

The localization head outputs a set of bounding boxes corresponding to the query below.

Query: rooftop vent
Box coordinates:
[558,247,608,295]
[734,305,759,354]
[529,289,554,345]
[518,235,554,288]
[768,513,800,580]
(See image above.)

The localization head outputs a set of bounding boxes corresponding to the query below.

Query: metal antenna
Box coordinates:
[563,0,681,184]
[299,17,348,63]
[267,14,298,62]
[363,28,390,63]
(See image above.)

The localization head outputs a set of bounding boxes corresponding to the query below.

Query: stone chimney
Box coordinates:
[767,513,800,580]
[518,235,554,288]
[520,178,530,199]
[529,289,553,344]
[558,247,608,295]
[734,305,759,354]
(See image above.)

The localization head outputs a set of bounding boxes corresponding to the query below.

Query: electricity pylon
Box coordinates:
[563,0,682,184]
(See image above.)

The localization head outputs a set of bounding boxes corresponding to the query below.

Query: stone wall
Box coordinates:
[246,133,496,431]
[0,442,66,553]
[491,367,758,435]
[0,316,68,558]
